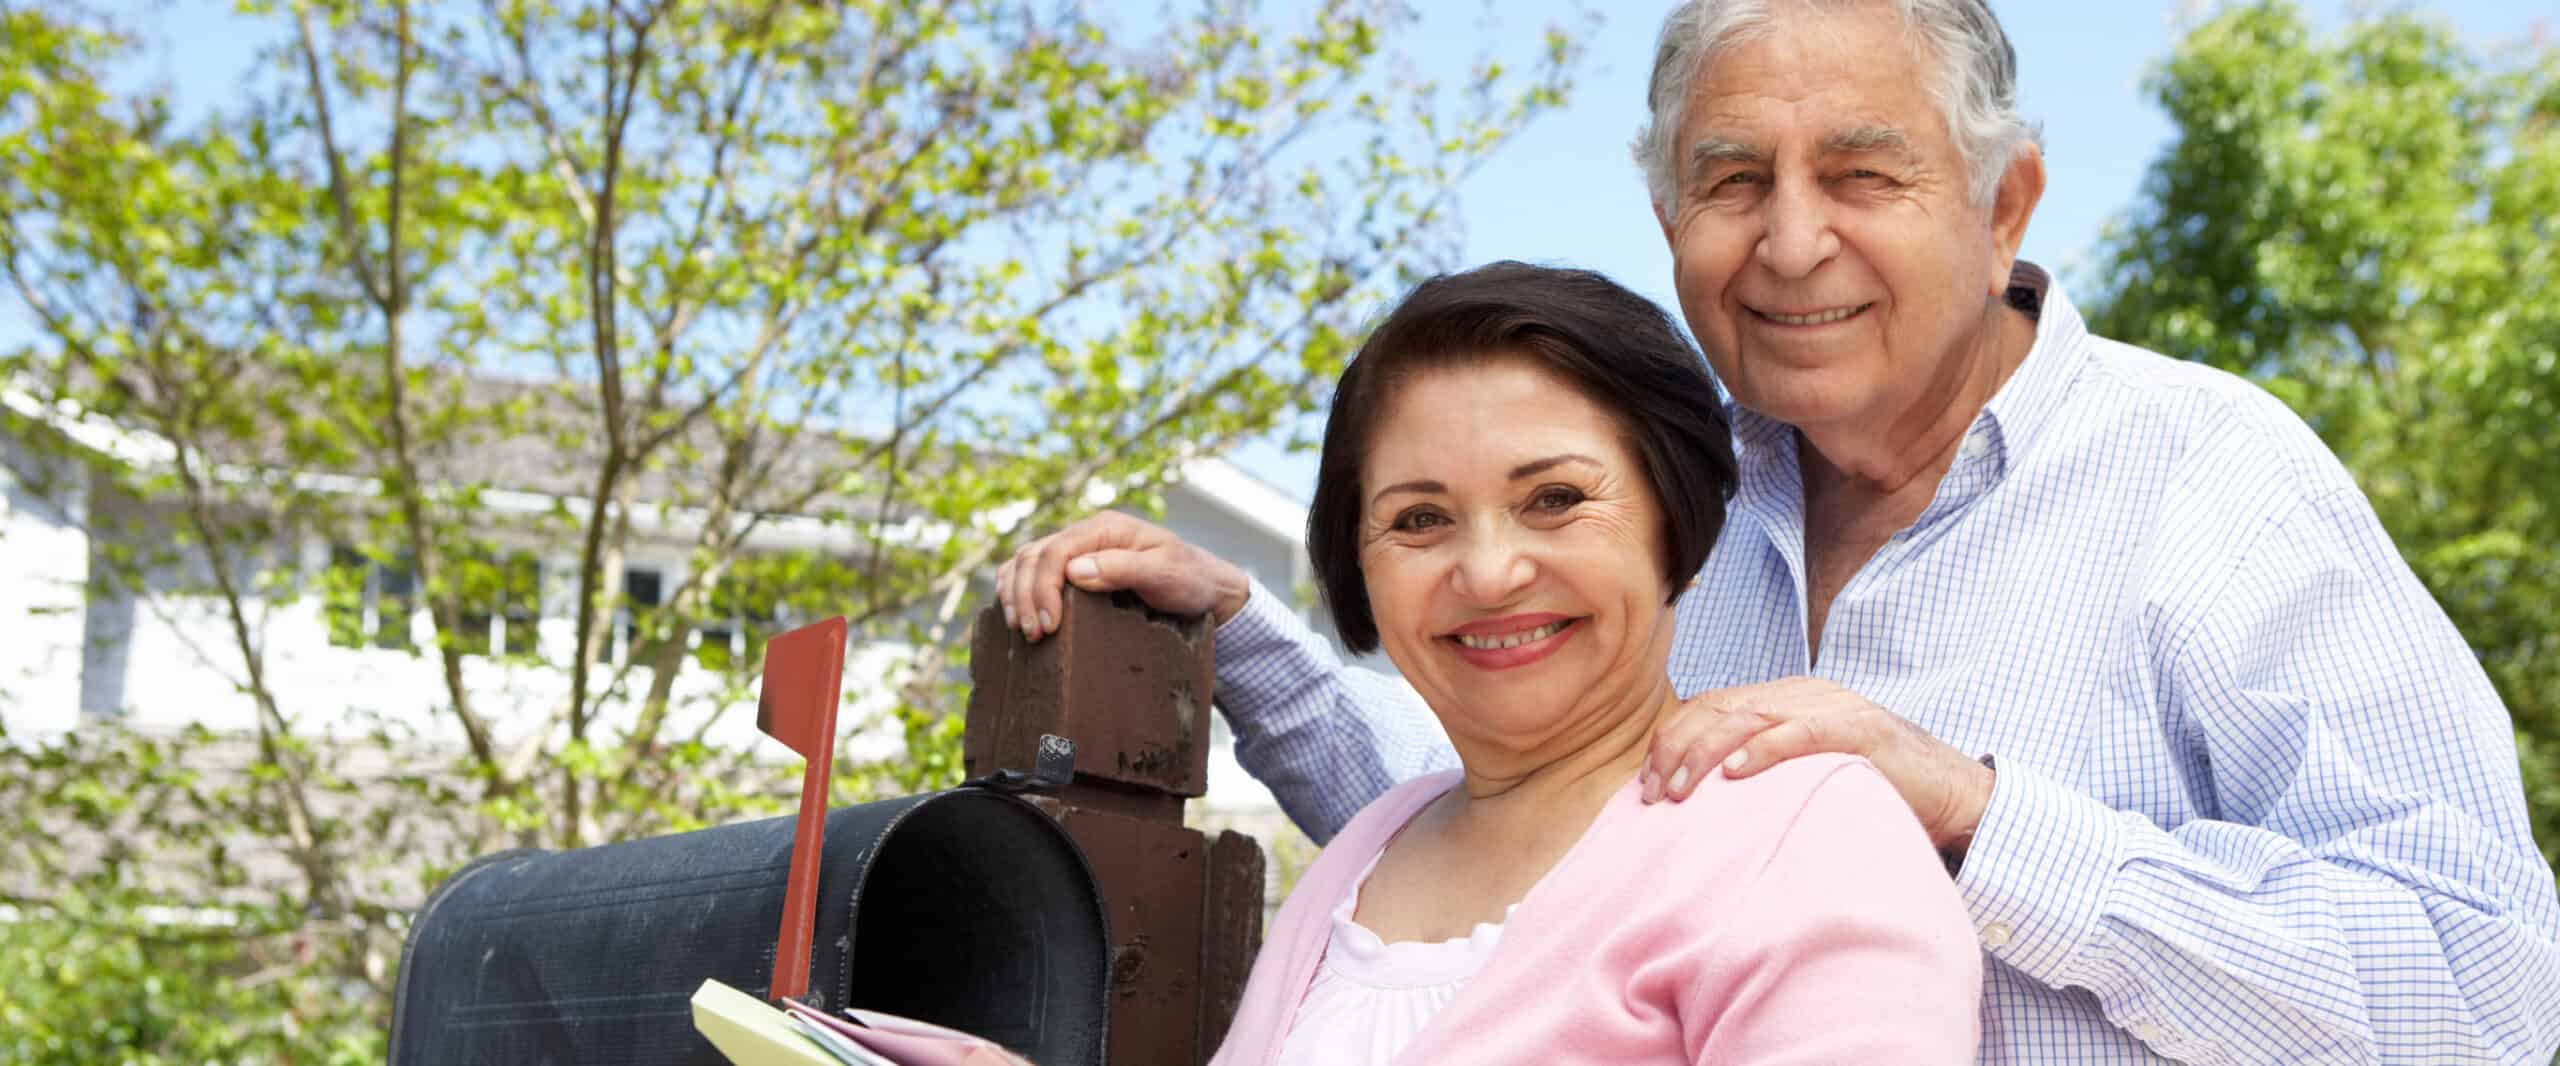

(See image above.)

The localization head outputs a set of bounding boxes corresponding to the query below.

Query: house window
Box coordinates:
[329,547,541,657]
[326,547,416,651]
[695,576,786,672]
[456,552,542,659]
[606,566,664,665]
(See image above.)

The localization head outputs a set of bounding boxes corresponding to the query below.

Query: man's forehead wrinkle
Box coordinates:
[1684,63,1933,130]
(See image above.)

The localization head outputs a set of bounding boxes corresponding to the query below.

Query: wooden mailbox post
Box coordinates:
[964,588,1266,1066]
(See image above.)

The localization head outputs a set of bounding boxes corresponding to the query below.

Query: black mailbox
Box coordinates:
[388,786,1110,1065]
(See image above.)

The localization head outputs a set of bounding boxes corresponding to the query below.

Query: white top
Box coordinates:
[1270,854,1509,1066]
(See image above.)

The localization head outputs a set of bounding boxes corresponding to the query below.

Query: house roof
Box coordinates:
[6,374,1311,552]
[1174,457,1306,546]
[4,371,916,527]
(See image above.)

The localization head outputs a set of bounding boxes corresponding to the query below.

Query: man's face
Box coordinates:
[1656,9,2018,436]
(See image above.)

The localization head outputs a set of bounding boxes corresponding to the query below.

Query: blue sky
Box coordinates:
[18,1,2551,505]
[1223,0,2552,500]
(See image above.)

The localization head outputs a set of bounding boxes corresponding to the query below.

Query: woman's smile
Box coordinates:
[1443,615,1583,670]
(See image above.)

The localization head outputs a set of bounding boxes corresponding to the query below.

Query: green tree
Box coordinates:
[0,0,1579,1059]
[2081,1,2560,871]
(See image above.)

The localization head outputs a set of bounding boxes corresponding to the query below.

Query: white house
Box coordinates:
[0,384,1359,825]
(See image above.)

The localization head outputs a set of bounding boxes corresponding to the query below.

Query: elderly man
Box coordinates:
[997,0,2560,1060]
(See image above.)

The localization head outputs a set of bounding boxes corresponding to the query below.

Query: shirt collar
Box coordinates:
[1974,262,2089,474]
[1726,261,2090,478]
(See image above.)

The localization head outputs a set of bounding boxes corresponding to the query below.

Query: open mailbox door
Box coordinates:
[386,618,1110,1065]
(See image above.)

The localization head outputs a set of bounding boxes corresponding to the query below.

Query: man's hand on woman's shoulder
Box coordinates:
[1640,676,1997,857]
[995,512,1253,641]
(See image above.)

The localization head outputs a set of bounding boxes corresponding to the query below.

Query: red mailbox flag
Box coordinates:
[755,616,848,1004]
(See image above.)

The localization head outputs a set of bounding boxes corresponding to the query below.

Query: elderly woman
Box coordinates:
[1017,261,1981,1063]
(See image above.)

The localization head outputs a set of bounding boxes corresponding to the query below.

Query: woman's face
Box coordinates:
[1357,355,1680,755]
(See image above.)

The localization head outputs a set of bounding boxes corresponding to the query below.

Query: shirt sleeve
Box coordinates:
[1211,577,1457,843]
[1683,760,1983,1065]
[1958,486,2560,1064]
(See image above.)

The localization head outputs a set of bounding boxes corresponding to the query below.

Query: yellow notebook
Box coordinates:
[691,979,844,1066]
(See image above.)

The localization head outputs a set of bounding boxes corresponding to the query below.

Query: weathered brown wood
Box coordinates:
[1198,829,1265,1055]
[1031,802,1208,1066]
[966,591,1263,1065]
[966,589,1213,798]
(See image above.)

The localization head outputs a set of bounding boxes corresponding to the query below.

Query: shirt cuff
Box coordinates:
[1212,575,1297,655]
[1214,575,1323,678]
[1208,576,1339,719]
[1956,758,2127,989]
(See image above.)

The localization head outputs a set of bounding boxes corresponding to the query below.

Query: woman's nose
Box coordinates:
[1448,528,1536,605]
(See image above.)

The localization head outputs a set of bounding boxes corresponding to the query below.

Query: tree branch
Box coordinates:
[292,7,389,309]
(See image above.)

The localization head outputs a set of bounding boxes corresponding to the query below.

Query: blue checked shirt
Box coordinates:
[1209,268,2560,1063]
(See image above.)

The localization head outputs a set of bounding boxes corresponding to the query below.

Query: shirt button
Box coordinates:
[1980,921,2012,949]
[1959,434,1989,462]
[2130,1022,2165,1044]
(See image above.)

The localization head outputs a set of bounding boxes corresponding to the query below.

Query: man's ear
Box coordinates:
[1655,198,1677,247]
[1986,145,2045,294]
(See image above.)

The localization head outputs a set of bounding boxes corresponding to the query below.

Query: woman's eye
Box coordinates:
[1391,510,1446,532]
[1531,487,1584,511]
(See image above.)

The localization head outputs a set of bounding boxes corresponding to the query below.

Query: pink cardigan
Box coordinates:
[1211,754,1982,1065]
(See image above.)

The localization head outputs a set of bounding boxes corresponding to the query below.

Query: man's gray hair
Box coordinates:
[1632,0,2040,209]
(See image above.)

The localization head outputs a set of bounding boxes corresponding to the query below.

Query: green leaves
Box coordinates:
[2085,1,2560,874]
[0,723,386,1065]
[2,0,1582,1053]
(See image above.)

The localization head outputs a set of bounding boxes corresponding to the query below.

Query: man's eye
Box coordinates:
[1714,172,1762,189]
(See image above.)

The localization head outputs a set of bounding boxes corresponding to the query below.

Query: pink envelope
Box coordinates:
[781,1001,1030,1066]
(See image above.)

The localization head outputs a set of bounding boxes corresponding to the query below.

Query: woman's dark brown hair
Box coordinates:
[1307,260,1738,653]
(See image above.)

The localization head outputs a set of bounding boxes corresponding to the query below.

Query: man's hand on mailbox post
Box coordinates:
[997,511,1253,642]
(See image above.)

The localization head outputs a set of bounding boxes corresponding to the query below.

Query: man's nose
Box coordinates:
[1753,177,1840,278]
[1448,527,1536,605]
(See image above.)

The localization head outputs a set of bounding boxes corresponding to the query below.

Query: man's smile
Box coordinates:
[1748,302,1874,327]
